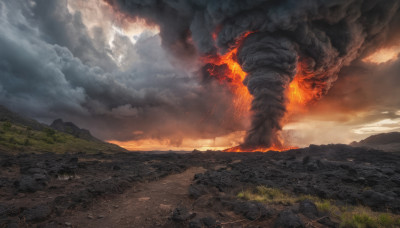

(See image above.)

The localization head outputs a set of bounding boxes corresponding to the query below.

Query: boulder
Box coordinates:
[22,204,52,222]
[16,175,47,192]
[171,207,194,222]
[299,200,318,218]
[189,184,208,199]
[200,217,218,227]
[274,210,304,228]
[232,201,274,220]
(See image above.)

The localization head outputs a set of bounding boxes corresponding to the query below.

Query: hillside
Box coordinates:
[350,132,400,152]
[0,106,125,154]
[0,105,45,131]
[50,119,102,143]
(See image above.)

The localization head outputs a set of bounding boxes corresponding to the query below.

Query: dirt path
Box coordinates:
[61,167,206,228]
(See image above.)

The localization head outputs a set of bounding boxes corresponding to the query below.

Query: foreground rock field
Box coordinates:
[1,144,400,227]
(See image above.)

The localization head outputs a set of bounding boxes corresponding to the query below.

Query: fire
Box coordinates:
[222,61,317,152]
[288,78,307,105]
[223,145,298,152]
[202,33,320,153]
[220,62,326,152]
[203,31,284,152]
[286,62,322,113]
[202,32,253,117]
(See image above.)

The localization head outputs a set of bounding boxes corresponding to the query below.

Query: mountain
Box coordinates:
[0,105,45,131]
[50,119,101,143]
[0,105,126,154]
[350,132,400,152]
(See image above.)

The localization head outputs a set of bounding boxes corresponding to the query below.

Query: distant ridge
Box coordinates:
[353,132,400,145]
[0,105,45,131]
[50,119,101,142]
[350,132,400,152]
[0,104,126,153]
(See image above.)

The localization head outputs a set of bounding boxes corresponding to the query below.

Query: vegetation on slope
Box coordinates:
[0,120,123,154]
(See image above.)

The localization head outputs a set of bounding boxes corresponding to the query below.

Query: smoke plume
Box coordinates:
[106,0,400,149]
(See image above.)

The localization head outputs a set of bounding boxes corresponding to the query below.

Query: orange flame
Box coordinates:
[203,33,323,153]
[286,61,326,113]
[223,145,298,152]
[202,32,253,117]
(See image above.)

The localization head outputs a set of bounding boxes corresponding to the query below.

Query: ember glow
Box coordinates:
[286,62,325,113]
[202,32,253,117]
[222,145,298,152]
[203,33,319,152]
[220,58,331,152]
[108,131,247,151]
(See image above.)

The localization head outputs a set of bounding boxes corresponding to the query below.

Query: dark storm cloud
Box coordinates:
[107,0,400,148]
[28,0,117,70]
[2,0,400,148]
[0,0,245,143]
[311,56,400,122]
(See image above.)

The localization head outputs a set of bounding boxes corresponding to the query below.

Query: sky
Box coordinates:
[0,0,400,151]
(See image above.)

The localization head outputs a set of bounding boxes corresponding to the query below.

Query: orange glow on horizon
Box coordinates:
[108,131,247,151]
[222,145,299,152]
[112,33,329,153]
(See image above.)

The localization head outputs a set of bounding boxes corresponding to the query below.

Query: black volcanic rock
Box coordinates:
[299,200,318,219]
[16,175,47,192]
[274,210,304,228]
[191,145,400,213]
[317,217,338,228]
[50,119,101,142]
[188,184,208,199]
[171,207,193,222]
[231,201,274,220]
[360,190,394,210]
[0,147,399,226]
[22,204,52,222]
[199,217,218,227]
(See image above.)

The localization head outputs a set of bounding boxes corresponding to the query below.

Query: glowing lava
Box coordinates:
[223,145,298,152]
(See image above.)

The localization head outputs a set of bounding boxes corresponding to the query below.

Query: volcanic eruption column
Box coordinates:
[105,0,400,149]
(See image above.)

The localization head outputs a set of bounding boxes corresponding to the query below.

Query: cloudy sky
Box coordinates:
[1,0,400,150]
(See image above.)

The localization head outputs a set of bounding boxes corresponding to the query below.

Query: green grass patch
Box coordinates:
[340,209,400,228]
[0,121,122,154]
[237,186,400,227]
[237,186,296,205]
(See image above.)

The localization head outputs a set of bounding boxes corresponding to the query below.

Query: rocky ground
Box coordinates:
[0,144,400,227]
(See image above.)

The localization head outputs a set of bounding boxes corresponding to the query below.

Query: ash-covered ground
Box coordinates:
[1,144,400,227]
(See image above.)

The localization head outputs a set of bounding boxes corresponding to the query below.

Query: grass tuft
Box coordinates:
[237,186,400,228]
[0,121,122,154]
[237,186,295,205]
[340,211,400,228]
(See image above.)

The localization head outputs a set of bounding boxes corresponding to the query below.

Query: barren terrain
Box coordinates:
[1,145,400,227]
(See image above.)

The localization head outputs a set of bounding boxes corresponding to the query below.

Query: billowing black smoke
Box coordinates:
[106,0,400,148]
[238,34,297,147]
